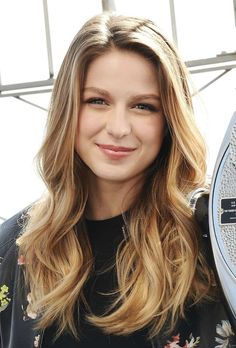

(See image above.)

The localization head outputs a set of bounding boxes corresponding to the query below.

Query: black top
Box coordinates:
[42,214,153,347]
[42,214,236,348]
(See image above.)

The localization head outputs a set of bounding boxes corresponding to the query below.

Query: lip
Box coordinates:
[96,144,136,159]
[97,144,136,152]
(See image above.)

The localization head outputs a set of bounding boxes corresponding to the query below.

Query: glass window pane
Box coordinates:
[0,0,49,83]
[174,0,236,60]
[0,98,47,219]
[47,0,103,73]
[115,0,173,39]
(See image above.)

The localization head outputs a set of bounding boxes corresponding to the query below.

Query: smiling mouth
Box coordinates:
[97,144,136,152]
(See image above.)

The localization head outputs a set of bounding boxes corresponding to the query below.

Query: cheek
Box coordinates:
[75,113,87,154]
[137,118,166,149]
[75,112,103,156]
[77,113,99,141]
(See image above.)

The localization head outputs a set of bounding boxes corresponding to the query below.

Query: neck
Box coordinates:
[86,176,142,220]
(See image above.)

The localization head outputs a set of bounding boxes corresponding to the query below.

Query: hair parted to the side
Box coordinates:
[17,13,214,341]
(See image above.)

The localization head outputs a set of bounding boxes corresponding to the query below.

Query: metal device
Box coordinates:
[209,111,236,321]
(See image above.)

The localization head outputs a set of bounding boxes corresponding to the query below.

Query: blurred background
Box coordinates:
[0,0,236,220]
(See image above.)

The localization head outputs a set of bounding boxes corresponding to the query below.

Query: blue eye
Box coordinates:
[135,103,157,112]
[86,98,106,105]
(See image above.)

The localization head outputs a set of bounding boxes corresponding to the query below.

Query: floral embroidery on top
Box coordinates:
[22,292,37,320]
[215,320,236,348]
[0,284,11,312]
[33,334,41,347]
[17,210,30,228]
[164,333,200,347]
[17,254,25,265]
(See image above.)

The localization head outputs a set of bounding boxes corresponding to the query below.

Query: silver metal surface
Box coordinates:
[234,0,236,26]
[14,96,48,112]
[43,0,54,78]
[187,52,236,67]
[0,89,52,98]
[192,69,231,95]
[102,0,116,12]
[209,111,236,318]
[186,52,236,73]
[0,79,54,92]
[169,0,178,46]
[0,79,54,98]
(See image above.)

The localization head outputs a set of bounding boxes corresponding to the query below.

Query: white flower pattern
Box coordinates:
[33,334,40,347]
[22,292,37,321]
[164,333,200,347]
[164,320,236,348]
[215,320,236,348]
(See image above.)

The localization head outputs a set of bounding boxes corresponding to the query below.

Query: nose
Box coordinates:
[105,106,131,139]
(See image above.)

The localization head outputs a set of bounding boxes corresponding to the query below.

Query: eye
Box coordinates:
[135,103,157,112]
[86,98,107,105]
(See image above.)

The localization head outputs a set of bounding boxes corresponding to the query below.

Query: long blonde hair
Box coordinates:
[17,13,213,340]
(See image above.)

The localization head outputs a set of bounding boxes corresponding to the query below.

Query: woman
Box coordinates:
[0,13,235,348]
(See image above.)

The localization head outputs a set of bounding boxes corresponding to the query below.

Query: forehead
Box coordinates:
[83,48,160,94]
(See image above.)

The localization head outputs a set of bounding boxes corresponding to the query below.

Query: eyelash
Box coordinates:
[86,98,107,105]
[136,103,157,112]
[85,98,158,112]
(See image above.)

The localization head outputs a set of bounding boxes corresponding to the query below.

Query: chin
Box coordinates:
[90,169,134,184]
[97,175,131,183]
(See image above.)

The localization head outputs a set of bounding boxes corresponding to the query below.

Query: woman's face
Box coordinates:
[76,48,166,187]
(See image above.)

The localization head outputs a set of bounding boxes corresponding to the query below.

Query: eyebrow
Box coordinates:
[83,87,161,101]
